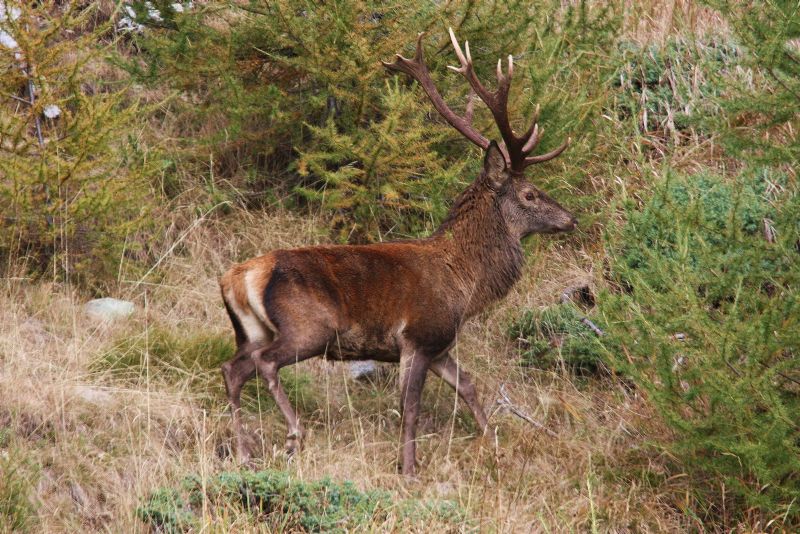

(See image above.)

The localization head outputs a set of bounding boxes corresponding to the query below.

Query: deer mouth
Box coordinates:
[544,217,578,234]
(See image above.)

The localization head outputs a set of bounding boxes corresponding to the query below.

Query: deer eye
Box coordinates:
[524,192,535,202]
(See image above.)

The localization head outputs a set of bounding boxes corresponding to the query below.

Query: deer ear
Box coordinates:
[483,141,508,189]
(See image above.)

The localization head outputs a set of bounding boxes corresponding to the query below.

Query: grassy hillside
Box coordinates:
[1,1,797,532]
[1,212,687,532]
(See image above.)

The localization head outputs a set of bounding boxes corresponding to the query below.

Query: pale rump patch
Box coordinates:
[245,268,277,334]
[394,319,407,338]
[219,253,279,345]
[226,286,269,343]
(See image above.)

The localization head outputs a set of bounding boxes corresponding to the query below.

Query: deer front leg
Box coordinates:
[430,353,488,433]
[399,349,430,476]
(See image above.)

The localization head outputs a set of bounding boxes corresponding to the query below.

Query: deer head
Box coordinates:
[382,29,577,238]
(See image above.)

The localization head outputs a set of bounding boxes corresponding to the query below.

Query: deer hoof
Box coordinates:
[284,432,303,457]
[233,440,253,466]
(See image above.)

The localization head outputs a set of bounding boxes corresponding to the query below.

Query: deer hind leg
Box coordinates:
[221,341,265,464]
[430,354,488,433]
[251,339,320,456]
[398,348,431,476]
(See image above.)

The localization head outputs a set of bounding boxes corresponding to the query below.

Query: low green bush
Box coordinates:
[94,327,234,382]
[508,303,605,373]
[137,469,468,532]
[598,168,800,525]
[703,0,800,166]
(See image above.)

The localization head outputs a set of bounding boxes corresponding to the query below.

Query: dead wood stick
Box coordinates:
[560,285,604,337]
[496,384,557,437]
[763,218,776,244]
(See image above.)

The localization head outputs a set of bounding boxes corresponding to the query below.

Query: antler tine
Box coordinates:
[521,123,539,153]
[519,104,540,154]
[524,137,571,166]
[447,28,524,169]
[447,28,467,73]
[382,32,489,150]
[496,55,513,98]
[447,28,494,106]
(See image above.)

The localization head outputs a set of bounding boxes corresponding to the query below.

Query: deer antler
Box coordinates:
[382,29,570,174]
[381,32,490,151]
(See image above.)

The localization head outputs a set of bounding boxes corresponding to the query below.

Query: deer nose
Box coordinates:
[568,217,578,231]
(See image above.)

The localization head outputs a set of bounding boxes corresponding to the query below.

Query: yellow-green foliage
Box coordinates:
[703,0,800,165]
[0,2,153,289]
[295,81,469,240]
[94,327,322,413]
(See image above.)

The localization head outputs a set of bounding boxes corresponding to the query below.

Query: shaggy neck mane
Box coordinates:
[433,175,524,317]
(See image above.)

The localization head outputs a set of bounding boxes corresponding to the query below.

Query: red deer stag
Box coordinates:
[219,29,577,475]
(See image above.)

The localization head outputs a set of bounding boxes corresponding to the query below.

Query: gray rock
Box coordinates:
[73,385,113,406]
[84,297,134,321]
[350,360,378,380]
[69,481,89,509]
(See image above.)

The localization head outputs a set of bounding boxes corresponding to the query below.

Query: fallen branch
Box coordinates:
[496,384,557,437]
[560,285,604,337]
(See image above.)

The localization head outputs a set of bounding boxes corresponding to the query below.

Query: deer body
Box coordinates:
[219,30,577,475]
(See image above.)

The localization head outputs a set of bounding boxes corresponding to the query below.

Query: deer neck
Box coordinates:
[433,183,524,317]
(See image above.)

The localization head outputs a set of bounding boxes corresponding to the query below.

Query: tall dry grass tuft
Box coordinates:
[1,209,690,532]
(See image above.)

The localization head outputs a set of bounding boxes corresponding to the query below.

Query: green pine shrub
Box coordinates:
[137,469,468,532]
[119,0,621,240]
[294,81,468,241]
[508,303,605,373]
[702,0,800,166]
[598,168,800,525]
[0,2,155,289]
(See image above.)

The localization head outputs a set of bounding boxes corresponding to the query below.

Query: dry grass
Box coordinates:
[623,0,729,45]
[0,209,693,533]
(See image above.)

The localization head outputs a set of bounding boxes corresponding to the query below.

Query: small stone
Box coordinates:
[0,30,18,49]
[84,298,134,322]
[350,360,378,380]
[73,385,113,406]
[69,482,89,509]
[43,104,61,119]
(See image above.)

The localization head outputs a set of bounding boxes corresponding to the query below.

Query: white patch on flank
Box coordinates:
[245,269,277,334]
[394,319,407,337]
[226,287,268,343]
